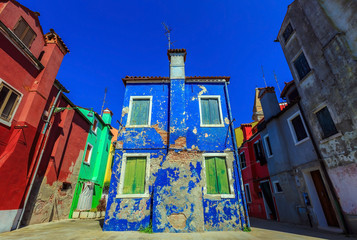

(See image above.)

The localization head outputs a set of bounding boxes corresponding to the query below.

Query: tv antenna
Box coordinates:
[162,22,175,50]
[273,71,282,95]
[261,65,267,87]
[100,87,108,116]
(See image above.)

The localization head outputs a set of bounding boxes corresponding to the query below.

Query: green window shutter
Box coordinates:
[133,157,146,194]
[205,157,219,194]
[123,157,136,194]
[209,99,221,124]
[201,99,210,125]
[130,99,150,125]
[215,157,230,194]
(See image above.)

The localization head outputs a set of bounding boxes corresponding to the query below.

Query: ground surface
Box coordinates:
[0,218,354,240]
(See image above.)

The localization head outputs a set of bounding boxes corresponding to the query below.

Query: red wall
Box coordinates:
[0,1,66,213]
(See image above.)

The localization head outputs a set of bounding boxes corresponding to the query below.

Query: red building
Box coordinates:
[0,0,70,232]
[237,123,278,221]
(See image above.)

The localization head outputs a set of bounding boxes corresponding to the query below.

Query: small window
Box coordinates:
[244,184,252,203]
[293,52,311,80]
[92,119,98,133]
[288,112,309,144]
[199,96,224,127]
[84,144,93,165]
[13,17,36,48]
[253,140,266,164]
[316,107,338,139]
[264,136,273,157]
[239,152,247,169]
[0,82,21,124]
[282,23,294,43]
[205,156,230,194]
[122,157,147,194]
[273,181,283,193]
[127,96,152,127]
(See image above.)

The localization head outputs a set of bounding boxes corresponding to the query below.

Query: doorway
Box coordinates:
[260,181,277,220]
[310,170,339,227]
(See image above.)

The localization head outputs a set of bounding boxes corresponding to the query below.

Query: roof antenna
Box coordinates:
[261,65,268,87]
[162,22,175,50]
[100,87,108,116]
[273,71,282,95]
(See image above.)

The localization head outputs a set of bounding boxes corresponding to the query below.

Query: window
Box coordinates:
[239,152,247,169]
[0,81,21,125]
[293,52,311,80]
[253,140,266,165]
[199,96,224,127]
[316,107,338,139]
[117,153,150,198]
[282,23,294,43]
[264,136,273,157]
[205,156,230,195]
[84,144,93,165]
[92,119,98,133]
[273,181,283,193]
[127,96,152,127]
[244,184,252,203]
[13,17,36,48]
[288,111,309,144]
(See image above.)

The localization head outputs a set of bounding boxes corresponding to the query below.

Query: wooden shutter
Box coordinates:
[134,157,146,194]
[215,157,230,194]
[209,99,220,124]
[201,99,210,125]
[13,18,36,48]
[130,99,149,125]
[123,157,136,194]
[205,157,218,194]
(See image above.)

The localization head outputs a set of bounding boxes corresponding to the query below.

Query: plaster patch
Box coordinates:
[121,107,129,118]
[198,85,207,96]
[224,117,230,124]
[167,213,187,229]
[193,127,197,134]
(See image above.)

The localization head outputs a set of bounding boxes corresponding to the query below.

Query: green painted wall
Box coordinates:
[69,108,113,218]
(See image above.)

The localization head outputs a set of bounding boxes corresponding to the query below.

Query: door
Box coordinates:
[260,181,277,220]
[310,170,339,227]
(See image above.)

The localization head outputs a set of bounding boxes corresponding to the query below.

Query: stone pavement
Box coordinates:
[0,217,353,240]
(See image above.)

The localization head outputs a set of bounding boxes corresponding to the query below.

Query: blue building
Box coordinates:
[103,49,248,232]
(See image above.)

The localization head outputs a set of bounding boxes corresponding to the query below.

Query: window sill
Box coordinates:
[294,137,310,146]
[116,193,150,199]
[83,162,90,166]
[200,124,225,128]
[320,132,342,144]
[204,193,235,199]
[126,125,151,128]
[0,118,12,127]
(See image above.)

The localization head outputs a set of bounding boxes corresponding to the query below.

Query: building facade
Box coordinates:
[0,0,69,232]
[20,80,91,226]
[104,49,248,232]
[69,108,113,217]
[277,0,357,233]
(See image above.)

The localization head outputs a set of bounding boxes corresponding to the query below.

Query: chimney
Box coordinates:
[102,108,113,125]
[259,87,281,121]
[167,49,187,149]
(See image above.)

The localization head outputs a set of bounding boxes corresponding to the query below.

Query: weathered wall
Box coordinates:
[278,0,357,232]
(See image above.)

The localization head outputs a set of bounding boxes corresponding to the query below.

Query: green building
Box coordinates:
[69,108,113,217]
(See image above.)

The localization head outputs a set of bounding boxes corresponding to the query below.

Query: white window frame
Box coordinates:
[116,153,151,199]
[263,135,273,158]
[0,78,23,127]
[202,153,235,199]
[198,95,224,127]
[126,96,153,128]
[287,111,310,145]
[239,152,247,170]
[272,181,283,193]
[244,183,252,203]
[92,118,98,135]
[83,143,93,166]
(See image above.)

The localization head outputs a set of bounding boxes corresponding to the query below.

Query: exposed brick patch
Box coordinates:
[152,124,168,145]
[170,137,186,149]
[167,213,187,229]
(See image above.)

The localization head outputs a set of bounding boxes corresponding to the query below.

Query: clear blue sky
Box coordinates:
[24,0,293,128]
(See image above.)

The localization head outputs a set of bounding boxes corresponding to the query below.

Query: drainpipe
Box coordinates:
[16,87,64,229]
[297,100,349,234]
[224,81,250,229]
